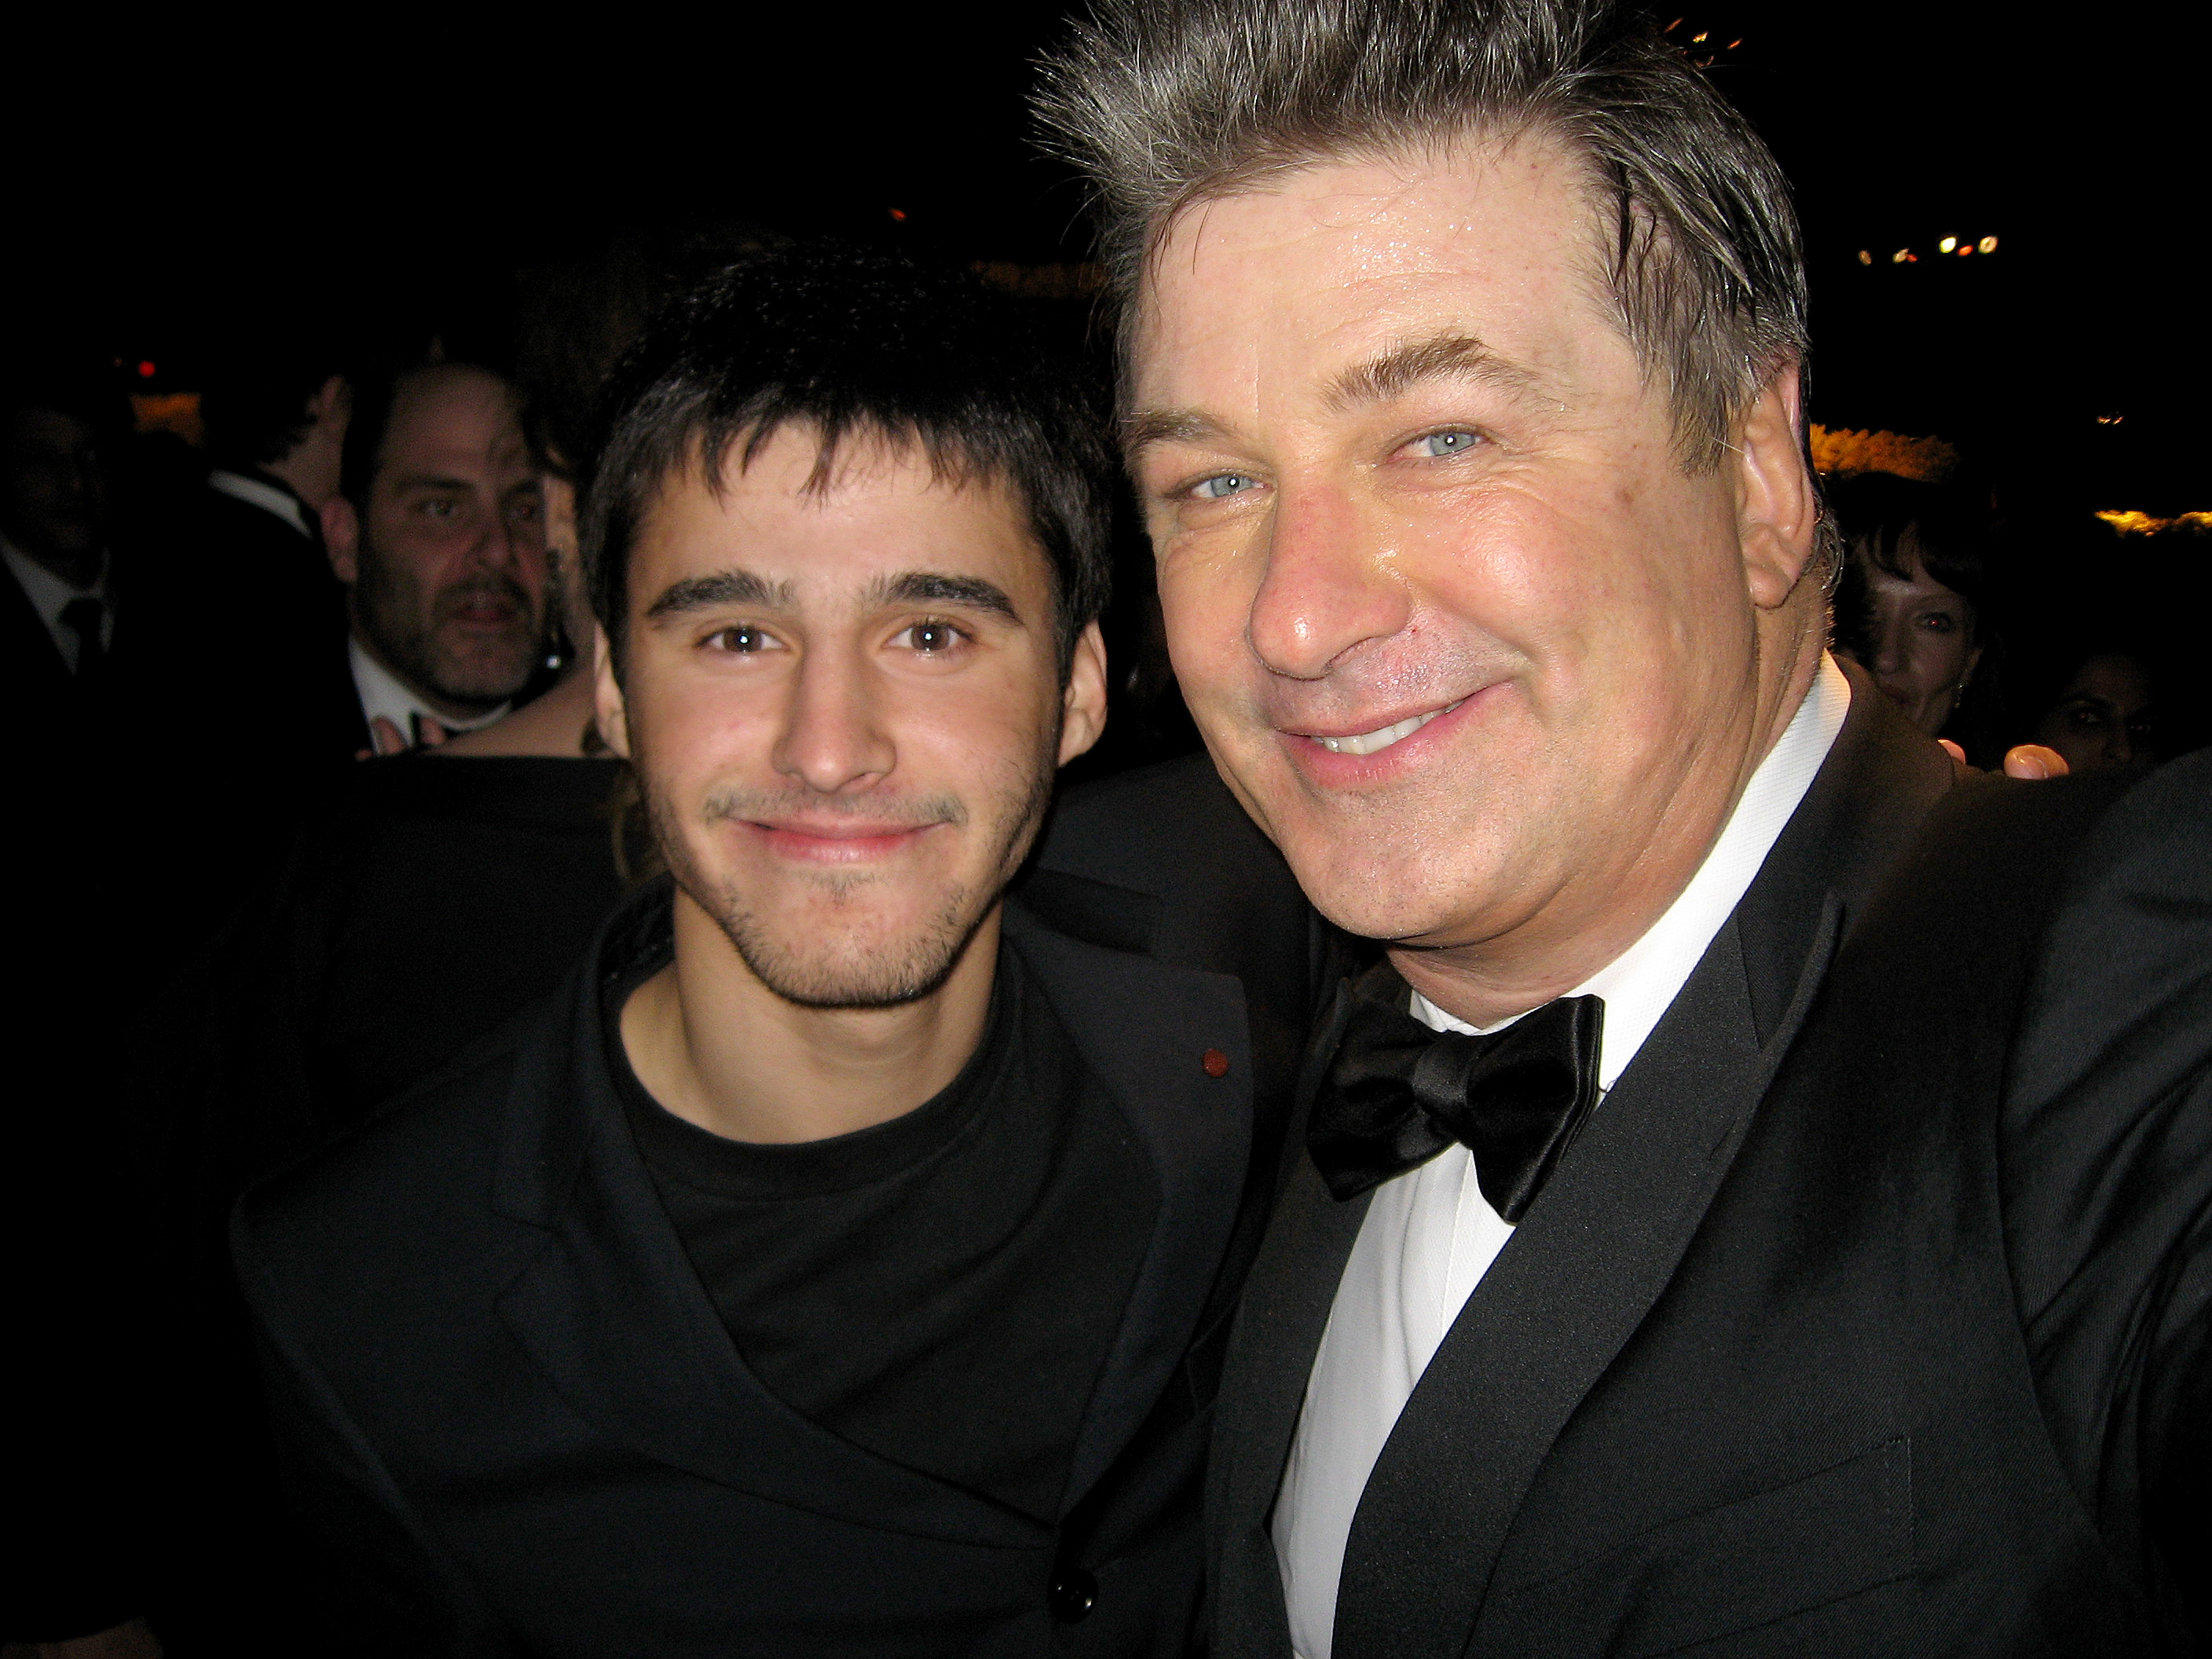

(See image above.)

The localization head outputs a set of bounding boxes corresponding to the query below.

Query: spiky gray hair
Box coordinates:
[1033,0,1813,478]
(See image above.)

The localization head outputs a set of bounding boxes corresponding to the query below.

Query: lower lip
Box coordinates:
[449,606,515,627]
[1284,687,1499,784]
[749,823,936,864]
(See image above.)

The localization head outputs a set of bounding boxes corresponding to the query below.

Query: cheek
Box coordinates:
[1155,549,1250,707]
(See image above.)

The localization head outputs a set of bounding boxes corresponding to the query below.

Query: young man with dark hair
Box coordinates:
[233,250,1322,1657]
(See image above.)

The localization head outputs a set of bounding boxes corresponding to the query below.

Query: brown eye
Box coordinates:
[899,621,965,654]
[709,625,771,654]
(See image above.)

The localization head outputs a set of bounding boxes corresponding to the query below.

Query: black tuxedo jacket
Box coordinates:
[1208,689,2212,1656]
[234,757,1325,1658]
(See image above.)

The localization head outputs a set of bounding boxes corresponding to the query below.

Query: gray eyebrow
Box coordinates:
[1122,332,1546,463]
[643,569,794,620]
[1323,331,1547,413]
[866,571,1020,621]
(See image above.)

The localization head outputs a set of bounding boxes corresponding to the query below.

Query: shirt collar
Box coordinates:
[207,469,315,540]
[2,533,108,624]
[1412,653,1852,1093]
[349,635,511,740]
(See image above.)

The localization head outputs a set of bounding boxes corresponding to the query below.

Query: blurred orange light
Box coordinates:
[1691,30,1707,42]
[1892,249,1910,263]
[1858,249,1873,265]
[1727,38,1741,47]
[1978,236,1998,254]
[888,208,907,222]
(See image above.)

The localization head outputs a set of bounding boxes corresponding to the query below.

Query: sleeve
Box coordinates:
[233,1208,522,1659]
[2001,749,2212,1646]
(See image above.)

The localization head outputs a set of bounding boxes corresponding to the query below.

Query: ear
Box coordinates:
[1057,621,1109,767]
[1734,364,1821,612]
[321,494,361,585]
[592,624,632,760]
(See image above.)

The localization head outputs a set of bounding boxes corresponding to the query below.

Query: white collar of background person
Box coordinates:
[2,533,112,672]
[207,467,315,540]
[350,635,509,749]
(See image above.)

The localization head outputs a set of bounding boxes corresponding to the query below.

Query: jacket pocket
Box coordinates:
[1481,1437,1914,1657]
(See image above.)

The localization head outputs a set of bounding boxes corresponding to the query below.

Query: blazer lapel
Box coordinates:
[1005,908,1256,1511]
[1331,679,1955,1659]
[489,946,1042,1549]
[1205,983,1371,1659]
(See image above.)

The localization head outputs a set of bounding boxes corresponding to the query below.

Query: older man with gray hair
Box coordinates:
[1038,2,2209,1655]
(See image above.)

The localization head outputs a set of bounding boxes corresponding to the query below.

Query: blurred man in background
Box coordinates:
[322,362,548,754]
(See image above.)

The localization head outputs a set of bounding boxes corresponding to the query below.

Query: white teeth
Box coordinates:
[1316,699,1465,756]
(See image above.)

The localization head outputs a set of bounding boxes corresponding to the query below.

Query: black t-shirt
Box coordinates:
[610,915,1159,1522]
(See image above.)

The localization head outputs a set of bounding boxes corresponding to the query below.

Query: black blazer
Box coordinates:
[234,756,1328,1659]
[1207,688,2212,1656]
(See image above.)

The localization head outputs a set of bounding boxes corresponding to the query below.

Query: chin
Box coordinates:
[722,886,988,1011]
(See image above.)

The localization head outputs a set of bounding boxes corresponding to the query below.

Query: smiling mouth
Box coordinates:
[1307,698,1466,756]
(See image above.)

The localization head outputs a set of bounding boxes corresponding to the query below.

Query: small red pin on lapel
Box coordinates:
[1201,1048,1230,1079]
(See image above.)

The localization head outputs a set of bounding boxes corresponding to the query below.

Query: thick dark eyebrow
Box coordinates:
[643,569,794,621]
[388,473,477,493]
[867,570,1020,622]
[1323,331,1547,414]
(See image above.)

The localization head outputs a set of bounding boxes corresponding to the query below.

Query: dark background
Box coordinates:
[6,2,2201,512]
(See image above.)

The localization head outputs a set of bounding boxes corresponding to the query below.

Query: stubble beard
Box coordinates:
[355,550,540,711]
[644,737,1059,1011]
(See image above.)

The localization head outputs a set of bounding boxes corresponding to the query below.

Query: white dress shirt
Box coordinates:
[2,534,112,672]
[207,468,315,540]
[1274,656,1853,1659]
[349,637,509,745]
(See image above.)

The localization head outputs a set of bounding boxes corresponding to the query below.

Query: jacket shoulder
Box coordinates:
[233,1030,528,1305]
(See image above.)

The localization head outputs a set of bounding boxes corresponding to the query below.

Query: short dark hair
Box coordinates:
[1828,472,1991,630]
[580,248,1116,676]
[1035,0,1807,474]
[200,339,349,471]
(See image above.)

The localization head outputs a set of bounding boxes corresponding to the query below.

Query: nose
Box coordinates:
[771,639,896,795]
[1245,487,1411,680]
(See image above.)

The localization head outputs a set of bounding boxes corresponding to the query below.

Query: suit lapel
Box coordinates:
[1206,983,1370,1658]
[489,921,1042,1548]
[1004,907,1256,1511]
[1331,678,1954,1659]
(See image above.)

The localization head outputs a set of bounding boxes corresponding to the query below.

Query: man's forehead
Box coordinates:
[384,368,526,468]
[1130,133,1617,397]
[636,428,1045,596]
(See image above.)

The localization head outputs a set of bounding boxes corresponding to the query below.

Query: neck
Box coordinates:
[1397,628,1826,1029]
[621,885,1002,1144]
[9,536,102,591]
[261,433,341,511]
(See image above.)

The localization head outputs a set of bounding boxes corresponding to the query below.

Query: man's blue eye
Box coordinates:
[1194,473,1253,500]
[1415,430,1481,457]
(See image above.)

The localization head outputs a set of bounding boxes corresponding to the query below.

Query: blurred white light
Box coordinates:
[1939,236,1958,253]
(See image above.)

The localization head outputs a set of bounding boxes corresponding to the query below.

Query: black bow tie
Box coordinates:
[1307,964,1604,1221]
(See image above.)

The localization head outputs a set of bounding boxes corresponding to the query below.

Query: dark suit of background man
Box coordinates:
[234,251,1328,1657]
[1038,2,2209,1654]
[185,323,358,756]
[318,361,550,757]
